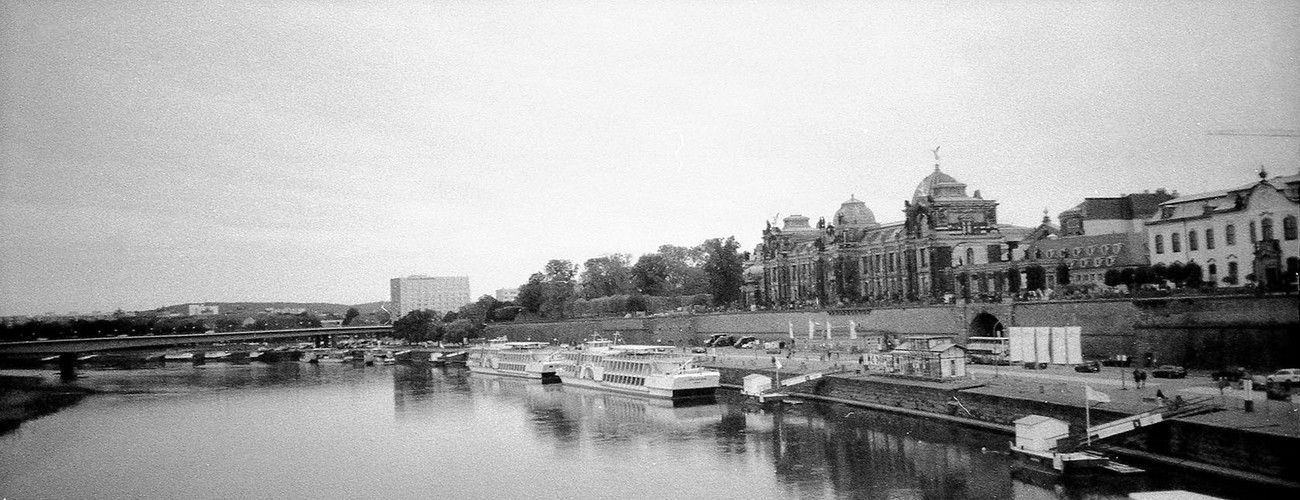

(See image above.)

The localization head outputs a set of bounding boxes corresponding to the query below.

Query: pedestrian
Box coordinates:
[1132,368,1142,388]
[858,354,865,365]
[771,356,776,365]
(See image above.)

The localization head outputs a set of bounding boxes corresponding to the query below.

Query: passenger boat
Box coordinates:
[204,350,232,360]
[556,341,720,400]
[467,341,563,383]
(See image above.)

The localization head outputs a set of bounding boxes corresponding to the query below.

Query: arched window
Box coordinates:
[1171,232,1181,253]
[1284,216,1297,241]
[1154,234,1164,254]
[1188,230,1198,251]
[1261,218,1274,240]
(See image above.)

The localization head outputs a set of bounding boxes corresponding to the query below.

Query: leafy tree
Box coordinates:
[1183,262,1203,288]
[1120,268,1136,286]
[442,319,475,344]
[626,294,648,312]
[1025,265,1047,291]
[1151,263,1168,283]
[1134,265,1154,286]
[580,254,634,298]
[657,244,707,294]
[1055,263,1071,286]
[392,310,442,342]
[1104,269,1121,287]
[342,307,360,326]
[1167,262,1185,286]
[516,273,545,313]
[632,254,671,295]
[544,259,578,283]
[493,305,522,321]
[442,310,458,323]
[699,236,745,306]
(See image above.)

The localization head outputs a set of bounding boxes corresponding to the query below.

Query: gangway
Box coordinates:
[1055,396,1218,452]
[742,369,848,403]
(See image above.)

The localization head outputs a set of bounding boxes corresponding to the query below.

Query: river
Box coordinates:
[0,363,1251,499]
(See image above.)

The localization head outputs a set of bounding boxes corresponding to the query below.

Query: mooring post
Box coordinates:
[59,353,78,382]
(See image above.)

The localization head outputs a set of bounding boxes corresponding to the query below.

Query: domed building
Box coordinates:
[748,158,1027,307]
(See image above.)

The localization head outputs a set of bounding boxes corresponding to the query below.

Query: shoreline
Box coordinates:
[714,365,1300,490]
[0,375,93,435]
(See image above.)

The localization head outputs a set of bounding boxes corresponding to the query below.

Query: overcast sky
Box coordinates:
[2,0,1297,316]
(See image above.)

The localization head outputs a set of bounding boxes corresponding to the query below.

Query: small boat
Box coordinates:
[163,351,195,361]
[204,350,232,360]
[76,354,99,362]
[247,350,265,361]
[301,349,347,363]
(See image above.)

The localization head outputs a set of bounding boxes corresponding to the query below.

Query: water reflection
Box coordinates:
[0,364,1260,500]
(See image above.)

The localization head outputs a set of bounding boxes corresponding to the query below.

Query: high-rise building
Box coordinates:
[390,275,471,318]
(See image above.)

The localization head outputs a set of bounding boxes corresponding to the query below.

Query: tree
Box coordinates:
[1025,265,1047,290]
[1167,262,1185,286]
[1183,262,1203,288]
[657,244,708,295]
[1104,269,1121,287]
[392,310,441,343]
[632,254,671,295]
[580,254,634,298]
[1120,268,1136,287]
[1007,267,1022,293]
[442,319,475,344]
[517,273,545,313]
[342,307,360,326]
[544,259,577,284]
[626,294,648,312]
[699,236,745,306]
[1055,263,1071,286]
[1151,263,1168,283]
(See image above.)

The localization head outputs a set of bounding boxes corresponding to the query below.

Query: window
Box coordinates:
[1249,221,1257,242]
[1188,230,1198,251]
[966,248,975,265]
[1286,216,1298,241]
[1205,228,1215,249]
[1228,261,1239,281]
[1171,232,1181,253]
[1225,224,1235,245]
[1208,263,1217,279]
[1154,234,1164,254]
[1262,218,1274,240]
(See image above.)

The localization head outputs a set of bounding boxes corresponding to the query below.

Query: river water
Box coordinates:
[0,363,1252,499]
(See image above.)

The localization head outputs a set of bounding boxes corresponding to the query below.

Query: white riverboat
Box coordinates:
[556,341,719,400]
[468,341,564,383]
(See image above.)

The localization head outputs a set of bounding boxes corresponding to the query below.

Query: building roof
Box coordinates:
[834,195,878,227]
[912,165,969,203]
[1060,190,1175,221]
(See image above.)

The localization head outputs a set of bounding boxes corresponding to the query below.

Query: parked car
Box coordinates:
[1210,367,1248,382]
[1151,365,1187,379]
[691,347,707,354]
[1265,368,1300,384]
[1073,361,1101,373]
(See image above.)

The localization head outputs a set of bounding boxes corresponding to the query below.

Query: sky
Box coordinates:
[1,0,1298,316]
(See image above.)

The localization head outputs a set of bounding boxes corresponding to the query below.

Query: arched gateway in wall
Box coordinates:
[968,311,1003,338]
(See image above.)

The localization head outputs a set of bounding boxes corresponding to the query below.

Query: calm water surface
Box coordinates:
[0,363,1254,499]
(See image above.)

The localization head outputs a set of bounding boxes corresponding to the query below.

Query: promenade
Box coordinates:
[702,348,1300,439]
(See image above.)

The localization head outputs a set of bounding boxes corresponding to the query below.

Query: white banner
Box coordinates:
[849,320,858,340]
[825,320,833,340]
[1065,326,1083,364]
[1007,327,1025,362]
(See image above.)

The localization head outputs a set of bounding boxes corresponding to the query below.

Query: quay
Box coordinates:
[703,351,1300,491]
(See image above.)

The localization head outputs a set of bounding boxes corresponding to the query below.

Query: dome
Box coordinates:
[834,195,877,227]
[781,214,816,232]
[912,165,968,204]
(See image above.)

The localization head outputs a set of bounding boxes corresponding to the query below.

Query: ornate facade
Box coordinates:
[748,162,1025,306]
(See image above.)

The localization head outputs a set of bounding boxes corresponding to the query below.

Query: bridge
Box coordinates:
[0,325,393,380]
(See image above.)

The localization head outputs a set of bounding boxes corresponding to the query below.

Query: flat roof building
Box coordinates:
[390,275,471,318]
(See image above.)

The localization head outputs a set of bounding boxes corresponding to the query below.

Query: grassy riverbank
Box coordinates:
[0,375,93,435]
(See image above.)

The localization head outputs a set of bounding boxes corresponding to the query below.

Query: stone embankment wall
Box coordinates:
[714,366,1299,483]
[485,294,1299,367]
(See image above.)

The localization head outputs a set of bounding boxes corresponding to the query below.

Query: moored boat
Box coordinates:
[556,341,719,400]
[163,351,195,361]
[468,341,563,383]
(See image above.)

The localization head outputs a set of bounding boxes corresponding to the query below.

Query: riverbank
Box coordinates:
[708,363,1300,491]
[0,375,93,435]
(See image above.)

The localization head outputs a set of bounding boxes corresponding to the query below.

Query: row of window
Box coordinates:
[605,374,645,386]
[1155,216,1298,254]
